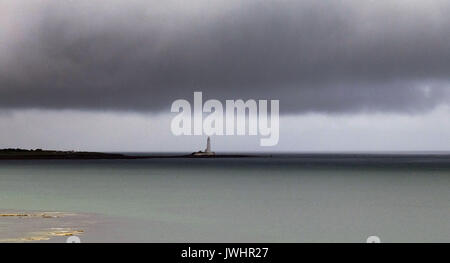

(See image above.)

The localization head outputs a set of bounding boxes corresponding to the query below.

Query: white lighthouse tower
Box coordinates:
[192,136,215,156]
[205,136,212,153]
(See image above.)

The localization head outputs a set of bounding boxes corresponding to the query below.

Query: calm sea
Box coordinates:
[0,154,449,242]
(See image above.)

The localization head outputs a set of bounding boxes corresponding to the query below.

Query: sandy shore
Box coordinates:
[0,210,97,242]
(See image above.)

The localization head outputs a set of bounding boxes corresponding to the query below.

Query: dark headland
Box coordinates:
[0,149,254,160]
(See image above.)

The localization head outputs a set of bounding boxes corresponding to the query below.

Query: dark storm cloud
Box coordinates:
[1,0,449,113]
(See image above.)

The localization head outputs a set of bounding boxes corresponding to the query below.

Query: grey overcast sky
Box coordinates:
[0,0,449,151]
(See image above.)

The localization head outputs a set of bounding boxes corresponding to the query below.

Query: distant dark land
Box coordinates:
[1,149,450,170]
[0,149,128,160]
[0,149,252,160]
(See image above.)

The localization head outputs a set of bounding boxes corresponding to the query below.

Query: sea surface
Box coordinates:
[0,153,449,242]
